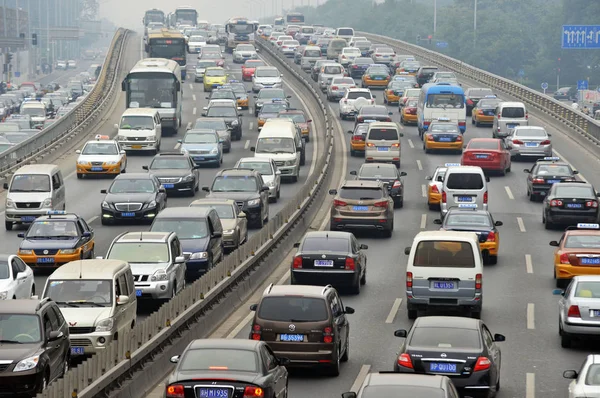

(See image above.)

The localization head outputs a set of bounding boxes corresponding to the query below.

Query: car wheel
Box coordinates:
[77,173,83,179]
[4,221,11,231]
[340,337,349,362]
[489,255,498,265]
[37,372,49,393]
[62,355,69,377]
[328,348,340,377]
[382,226,392,238]
[407,309,417,320]
[561,332,572,348]
[544,215,554,230]
[471,308,482,319]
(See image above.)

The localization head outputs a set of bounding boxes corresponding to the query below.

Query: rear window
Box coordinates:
[324,66,343,74]
[445,173,484,190]
[258,297,328,322]
[575,282,600,299]
[413,241,476,268]
[304,49,321,57]
[368,128,399,141]
[445,213,491,228]
[536,164,572,175]
[330,40,346,49]
[179,348,258,372]
[564,235,600,249]
[468,140,499,150]
[347,91,371,100]
[339,187,383,200]
[337,28,353,36]
[554,185,595,198]
[501,106,525,118]
[409,327,481,349]
[514,128,547,137]
[362,386,444,398]
[301,237,349,252]
[585,364,600,386]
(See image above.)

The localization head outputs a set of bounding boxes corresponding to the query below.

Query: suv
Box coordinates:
[0,298,70,396]
[248,284,355,376]
[202,169,270,228]
[105,232,187,302]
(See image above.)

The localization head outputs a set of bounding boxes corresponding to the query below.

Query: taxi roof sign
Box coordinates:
[95,134,110,140]
[484,95,497,98]
[577,223,600,229]
[445,163,461,167]
[458,204,478,209]
[46,210,66,215]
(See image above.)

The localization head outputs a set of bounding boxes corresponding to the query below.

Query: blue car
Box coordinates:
[179,129,223,167]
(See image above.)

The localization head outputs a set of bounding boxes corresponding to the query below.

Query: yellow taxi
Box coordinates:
[425,165,449,210]
[76,135,126,179]
[17,211,95,268]
[423,119,463,153]
[471,95,501,127]
[552,223,600,288]
[349,123,370,156]
[384,80,414,105]
[203,67,228,92]
[361,66,390,89]
[400,98,419,125]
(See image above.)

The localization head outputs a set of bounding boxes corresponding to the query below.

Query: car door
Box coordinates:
[351,236,365,277]
[261,345,287,397]
[155,114,162,141]
[330,292,348,356]
[238,205,248,241]
[271,159,280,189]
[153,176,167,208]
[78,218,94,257]
[482,325,500,384]
[115,273,131,333]
[43,309,61,379]
[11,257,30,298]
[50,305,69,367]
[171,237,185,290]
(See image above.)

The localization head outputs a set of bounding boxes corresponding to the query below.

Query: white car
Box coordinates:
[56,60,67,70]
[338,47,361,66]
[327,77,357,102]
[280,40,299,57]
[67,60,77,69]
[76,135,127,178]
[187,35,207,53]
[0,254,34,299]
[275,35,293,47]
[564,354,600,397]
[338,88,375,119]
[235,157,281,202]
[233,44,258,63]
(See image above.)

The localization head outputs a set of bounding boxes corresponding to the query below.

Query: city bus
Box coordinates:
[146,28,187,80]
[121,58,183,133]
[224,17,259,53]
[286,12,305,24]
[274,17,285,26]
[417,83,466,134]
[174,6,198,27]
[143,9,165,26]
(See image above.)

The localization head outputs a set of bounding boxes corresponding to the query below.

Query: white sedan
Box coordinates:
[565,354,600,397]
[0,254,34,299]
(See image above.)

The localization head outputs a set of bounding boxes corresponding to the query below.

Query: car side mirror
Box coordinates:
[349,171,357,175]
[547,133,552,137]
[293,242,300,248]
[16,272,27,280]
[404,247,410,255]
[278,357,290,366]
[388,112,393,116]
[238,211,246,218]
[82,231,92,238]
[275,170,281,175]
[563,370,578,379]
[212,231,222,238]
[347,130,353,134]
[328,189,337,195]
[307,119,312,123]
[342,393,357,398]
[253,96,257,98]
[400,171,407,177]
[175,256,186,263]
[549,240,559,247]
[493,333,506,342]
[75,149,81,154]
[17,233,25,238]
[573,170,579,174]
[360,244,368,250]
[202,186,210,192]
[425,176,432,180]
[100,189,107,194]
[262,186,270,192]
[250,147,256,152]
[286,95,292,99]
[205,97,209,100]
[114,123,119,129]
[552,288,564,296]
[170,355,180,363]
[159,187,166,193]
[249,304,257,311]
[399,132,404,137]
[117,295,129,305]
[201,113,207,117]
[394,329,407,338]
[142,165,149,170]
[344,306,355,314]
[433,219,442,225]
[492,221,503,227]
[3,183,8,190]
[523,169,530,173]
[485,176,490,182]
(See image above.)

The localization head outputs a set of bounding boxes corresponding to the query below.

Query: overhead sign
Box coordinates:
[436,41,448,48]
[562,25,600,49]
[578,80,589,90]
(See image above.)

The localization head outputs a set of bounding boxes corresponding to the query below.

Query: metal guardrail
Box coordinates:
[37,37,336,398]
[0,28,130,179]
[358,31,600,146]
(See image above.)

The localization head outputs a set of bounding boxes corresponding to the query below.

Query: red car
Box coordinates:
[242,60,266,81]
[461,138,512,175]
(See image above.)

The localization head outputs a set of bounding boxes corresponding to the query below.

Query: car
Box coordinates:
[318,62,345,92]
[384,80,413,105]
[299,45,322,71]
[252,66,283,92]
[253,88,290,116]
[142,153,201,196]
[291,231,367,293]
[0,254,34,298]
[430,71,460,85]
[338,47,361,66]
[248,284,354,376]
[277,109,312,142]
[564,355,600,397]
[425,165,449,210]
[339,88,375,120]
[275,35,293,47]
[311,59,333,81]
[17,211,95,268]
[554,86,578,101]
[199,52,224,68]
[393,316,504,397]
[347,123,369,156]
[391,72,418,87]
[400,98,418,125]
[355,105,393,125]
[524,157,579,201]
[241,59,266,81]
[0,298,70,397]
[232,43,258,63]
[461,138,512,175]
[505,126,552,159]
[56,60,67,70]
[342,373,460,398]
[348,57,373,78]
[371,46,395,64]
[326,77,356,102]
[190,198,248,252]
[423,120,463,153]
[235,157,281,202]
[165,339,289,398]
[280,39,300,57]
[543,182,600,229]
[416,66,439,87]
[551,223,600,288]
[361,66,391,89]
[75,135,127,178]
[178,129,223,167]
[396,59,421,75]
[202,169,270,228]
[202,67,228,92]
[471,96,501,126]
[315,37,331,55]
[351,163,407,207]
[226,81,250,110]
[328,180,394,237]
[465,88,495,116]
[257,101,289,130]
[187,35,206,53]
[105,231,186,301]
[192,117,232,147]
[99,173,168,225]
[203,105,243,140]
[206,86,237,103]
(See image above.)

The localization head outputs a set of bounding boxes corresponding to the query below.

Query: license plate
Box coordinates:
[163,184,174,188]
[197,387,231,398]
[374,77,384,80]
[91,167,103,171]
[525,142,538,147]
[547,180,561,184]
[194,157,205,161]
[21,216,36,222]
[279,334,304,342]
[476,154,489,159]
[37,257,55,264]
[594,310,600,317]
[131,145,142,149]
[456,196,472,202]
[314,260,334,267]
[582,258,600,265]
[353,206,369,211]
[135,289,142,297]
[439,137,452,142]
[433,281,455,289]
[377,147,389,151]
[507,124,518,128]
[429,362,457,373]
[71,347,85,355]
[566,203,583,209]
[121,212,135,217]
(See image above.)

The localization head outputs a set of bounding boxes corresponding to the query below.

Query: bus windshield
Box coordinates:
[126,72,177,109]
[426,93,464,108]
[228,24,255,35]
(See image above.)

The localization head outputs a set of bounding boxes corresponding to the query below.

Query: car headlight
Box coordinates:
[147,200,157,208]
[147,135,156,141]
[0,291,7,300]
[181,148,189,154]
[247,198,260,206]
[5,199,14,208]
[101,201,110,209]
[104,161,117,165]
[183,174,194,182]
[150,269,169,281]
[59,249,78,255]
[210,147,218,154]
[190,252,208,260]
[13,355,40,372]
[95,318,114,332]
[19,249,33,255]
[42,198,52,207]
[223,229,235,235]
[219,137,225,142]
[285,160,296,166]
[77,160,89,165]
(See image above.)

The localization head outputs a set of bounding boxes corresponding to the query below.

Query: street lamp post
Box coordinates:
[473,0,477,46]
[433,0,437,34]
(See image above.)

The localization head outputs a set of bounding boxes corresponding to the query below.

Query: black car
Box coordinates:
[203,105,243,140]
[393,316,505,398]
[524,157,579,201]
[416,66,439,87]
[553,86,577,101]
[202,168,270,228]
[253,88,291,116]
[355,105,393,126]
[0,298,70,397]
[471,97,501,127]
[143,153,200,197]
[165,339,289,398]
[342,373,460,398]
[464,88,495,116]
[100,173,168,225]
[291,231,368,294]
[348,57,373,78]
[543,181,600,229]
[350,163,407,208]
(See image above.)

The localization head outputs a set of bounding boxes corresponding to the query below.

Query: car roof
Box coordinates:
[303,231,352,240]
[414,316,479,330]
[365,373,445,388]
[115,173,153,180]
[154,206,212,219]
[554,182,592,188]
[35,213,80,221]
[264,284,331,298]
[0,299,47,314]
[48,259,129,279]
[188,338,261,350]
[115,231,171,243]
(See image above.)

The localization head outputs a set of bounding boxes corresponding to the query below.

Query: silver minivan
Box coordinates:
[364,122,403,168]
[440,165,489,217]
[318,62,345,92]
[492,101,528,138]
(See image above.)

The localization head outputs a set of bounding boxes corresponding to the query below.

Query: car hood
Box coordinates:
[20,237,79,250]
[0,343,42,362]
[78,155,121,163]
[148,169,191,178]
[181,143,218,151]
[180,237,209,253]
[206,191,259,201]
[59,307,112,327]
[5,191,51,202]
[129,262,170,275]
[104,192,155,203]
[220,219,237,230]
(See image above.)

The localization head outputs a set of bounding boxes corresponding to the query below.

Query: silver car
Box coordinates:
[300,46,322,71]
[280,40,300,57]
[252,66,283,93]
[235,157,281,202]
[326,77,356,102]
[233,44,258,63]
[555,275,600,348]
[506,126,552,159]
[318,63,345,92]
[371,46,395,64]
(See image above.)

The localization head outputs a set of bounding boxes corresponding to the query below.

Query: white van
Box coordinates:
[404,230,483,319]
[20,101,46,128]
[114,108,162,154]
[440,164,489,217]
[41,259,137,355]
[4,164,66,230]
[251,119,301,182]
[335,27,355,42]
[492,101,528,138]
[365,122,403,168]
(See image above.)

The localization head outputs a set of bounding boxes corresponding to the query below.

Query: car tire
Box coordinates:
[544,215,554,230]
[340,337,349,362]
[489,255,498,265]
[37,372,49,393]
[224,147,230,153]
[382,226,392,238]
[561,332,572,348]
[407,308,417,320]
[291,175,298,183]
[77,173,83,179]
[471,308,482,319]
[350,275,360,295]
[328,349,340,377]
[4,221,11,231]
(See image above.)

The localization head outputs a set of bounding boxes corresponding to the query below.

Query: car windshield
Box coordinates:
[194,119,226,130]
[27,220,79,238]
[202,54,221,60]
[501,107,525,118]
[151,220,208,239]
[333,78,355,85]
[0,314,41,343]
[256,137,295,154]
[44,280,112,306]
[304,49,321,57]
[258,296,328,322]
[150,158,190,170]
[574,282,600,299]
[190,204,235,219]
[82,142,118,155]
[184,133,218,143]
[514,129,547,137]
[361,106,387,116]
[179,348,258,372]
[107,242,169,263]
[339,187,383,200]
[207,107,236,117]
[211,176,257,192]
[477,99,500,109]
[278,113,306,123]
[119,116,154,130]
[354,58,371,65]
[230,84,246,94]
[197,61,217,68]
[377,47,394,54]
[261,103,287,113]
[257,69,280,77]
[410,327,481,349]
[282,40,298,46]
[0,261,8,279]
[21,107,45,117]
[344,48,360,54]
[359,166,397,178]
[390,81,412,89]
[445,213,492,227]
[468,140,499,150]
[406,100,418,107]
[468,88,494,98]
[205,69,225,77]
[361,386,444,397]
[211,91,235,100]
[565,234,600,249]
[554,186,594,198]
[237,161,273,175]
[301,237,348,251]
[10,174,50,192]
[109,178,155,193]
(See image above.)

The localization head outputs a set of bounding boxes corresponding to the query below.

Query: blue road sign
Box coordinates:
[518,69,525,77]
[14,72,19,78]
[436,41,448,48]
[562,25,600,49]
[541,82,549,90]
[578,80,589,90]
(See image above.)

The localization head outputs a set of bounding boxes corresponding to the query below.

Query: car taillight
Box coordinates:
[512,139,524,144]
[352,65,358,68]
[331,86,339,90]
[497,114,501,119]
[486,231,495,242]
[345,257,356,270]
[166,384,185,398]
[458,121,466,127]
[475,273,482,289]
[406,271,413,288]
[550,199,563,207]
[483,191,488,204]
[587,200,599,208]
[442,191,447,203]
[427,134,434,141]
[357,117,363,122]
[526,112,529,120]
[568,305,581,318]
[478,110,484,115]
[342,55,346,58]
[366,142,375,147]
[334,199,347,207]
[466,99,473,105]
[282,46,288,49]
[456,135,463,141]
[560,252,570,264]
[375,53,381,56]
[323,326,334,343]
[352,135,363,141]
[393,180,402,188]
[397,353,413,369]
[473,357,491,372]
[532,178,544,183]
[391,143,400,148]
[243,386,264,397]
[251,324,262,340]
[540,140,551,145]
[293,256,303,269]
[431,185,439,194]
[373,201,388,207]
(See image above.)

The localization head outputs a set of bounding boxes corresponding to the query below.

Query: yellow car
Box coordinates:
[228,82,249,109]
[400,98,418,125]
[384,81,414,105]
[361,66,390,89]
[552,224,600,288]
[203,67,228,92]
[425,165,448,210]
[423,120,463,153]
[471,97,501,127]
[348,123,369,156]
[76,135,126,178]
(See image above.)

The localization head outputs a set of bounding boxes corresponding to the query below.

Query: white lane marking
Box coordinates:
[192,94,196,101]
[86,215,98,224]
[416,159,423,171]
[249,121,254,131]
[189,83,193,90]
[193,107,197,115]
[527,303,535,330]
[244,140,250,150]
[421,184,426,198]
[517,217,526,232]
[420,214,427,229]
[385,298,402,324]
[408,139,414,149]
[526,373,535,398]
[525,254,533,274]
[553,148,587,182]
[505,186,514,200]
[350,365,372,393]
[174,143,181,150]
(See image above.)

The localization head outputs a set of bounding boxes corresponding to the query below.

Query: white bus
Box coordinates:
[121,58,183,133]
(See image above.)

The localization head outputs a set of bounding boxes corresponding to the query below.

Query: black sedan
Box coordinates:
[143,153,200,197]
[100,173,167,225]
[393,316,505,398]
[165,339,289,398]
[524,158,578,201]
[464,87,494,116]
[291,231,367,294]
[355,105,393,126]
[204,105,243,141]
[543,181,600,229]
[348,57,373,78]
[350,163,406,208]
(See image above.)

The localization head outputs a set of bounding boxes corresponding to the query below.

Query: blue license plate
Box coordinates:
[374,77,384,80]
[525,142,538,147]
[581,258,600,265]
[594,310,600,317]
[429,362,457,373]
[507,124,517,128]
[91,167,103,171]
[121,212,135,217]
[163,184,174,188]
[21,216,36,222]
[476,154,489,159]
[433,281,455,289]
[194,157,205,161]
[353,206,369,211]
[438,137,452,142]
[71,347,85,355]
[135,289,142,297]
[377,147,389,151]
[280,334,304,342]
[546,180,561,184]
[37,257,55,264]
[314,260,334,267]
[456,196,472,202]
[566,203,583,209]
[197,387,231,398]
